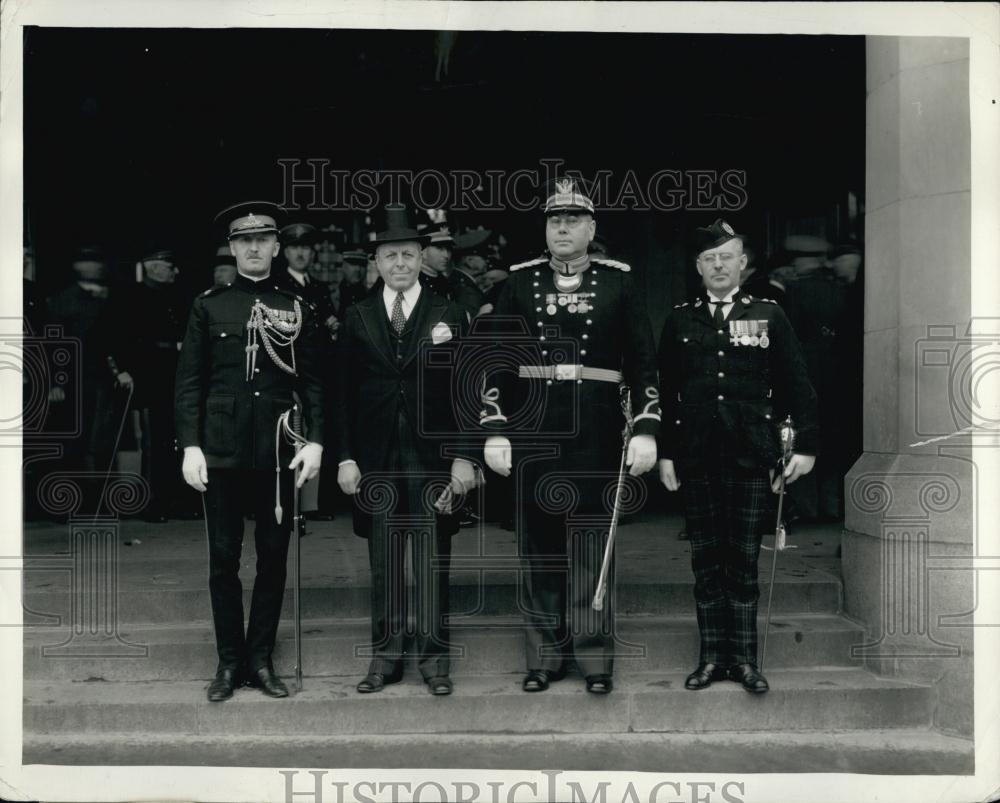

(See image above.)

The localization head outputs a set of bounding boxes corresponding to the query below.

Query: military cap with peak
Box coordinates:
[341,247,369,264]
[422,222,455,246]
[453,228,493,256]
[140,244,176,263]
[214,200,282,240]
[213,243,236,268]
[543,175,595,215]
[693,218,743,254]
[280,222,320,247]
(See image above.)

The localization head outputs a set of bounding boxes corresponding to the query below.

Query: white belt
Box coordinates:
[518,364,623,383]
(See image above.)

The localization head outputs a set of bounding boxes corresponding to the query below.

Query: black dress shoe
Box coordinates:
[357,669,402,693]
[248,665,289,698]
[522,664,566,692]
[684,662,729,690]
[426,676,453,695]
[207,667,241,702]
[729,663,769,694]
[585,674,613,694]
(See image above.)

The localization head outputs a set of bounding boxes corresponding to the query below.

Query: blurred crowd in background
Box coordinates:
[21,212,863,531]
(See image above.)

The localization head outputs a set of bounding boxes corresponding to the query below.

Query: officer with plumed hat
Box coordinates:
[174,200,326,702]
[480,176,661,695]
[656,218,818,694]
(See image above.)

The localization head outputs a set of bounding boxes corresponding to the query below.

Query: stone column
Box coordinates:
[844,36,974,738]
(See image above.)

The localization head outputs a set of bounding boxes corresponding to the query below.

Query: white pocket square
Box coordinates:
[431,322,454,344]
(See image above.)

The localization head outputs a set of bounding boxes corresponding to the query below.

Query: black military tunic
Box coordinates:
[480,255,661,677]
[174,272,325,672]
[657,291,817,667]
[419,267,484,321]
[174,273,325,469]
[99,282,190,518]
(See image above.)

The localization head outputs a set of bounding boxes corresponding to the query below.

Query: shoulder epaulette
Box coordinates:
[274,286,303,302]
[673,302,689,309]
[200,284,230,298]
[509,257,547,272]
[752,295,778,304]
[274,285,316,310]
[591,257,631,272]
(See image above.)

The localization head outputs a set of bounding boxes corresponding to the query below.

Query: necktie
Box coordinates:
[390,291,406,335]
[711,298,726,329]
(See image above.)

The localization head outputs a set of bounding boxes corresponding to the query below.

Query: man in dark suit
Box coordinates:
[335,226,475,696]
[175,201,325,702]
[481,177,661,695]
[657,218,818,695]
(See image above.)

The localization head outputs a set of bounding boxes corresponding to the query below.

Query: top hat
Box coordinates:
[364,227,430,252]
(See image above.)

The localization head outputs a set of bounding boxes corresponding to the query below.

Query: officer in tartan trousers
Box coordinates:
[657,219,818,694]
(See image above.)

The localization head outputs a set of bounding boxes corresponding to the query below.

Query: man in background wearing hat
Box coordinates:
[46,246,119,513]
[418,222,484,322]
[338,247,370,315]
[175,201,326,702]
[481,177,661,695]
[279,222,343,521]
[335,225,475,696]
[782,234,850,523]
[656,219,818,695]
[211,244,238,288]
[97,245,189,522]
[278,222,339,338]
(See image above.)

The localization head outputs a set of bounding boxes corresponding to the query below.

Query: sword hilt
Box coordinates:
[779,415,796,462]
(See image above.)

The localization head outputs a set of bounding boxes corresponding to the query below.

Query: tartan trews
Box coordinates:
[682,467,772,665]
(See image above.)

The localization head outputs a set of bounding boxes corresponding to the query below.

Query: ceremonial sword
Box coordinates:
[759,414,796,673]
[592,386,634,612]
[276,404,307,693]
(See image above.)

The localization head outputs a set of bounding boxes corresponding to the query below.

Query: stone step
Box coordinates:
[24,669,934,736]
[22,571,842,627]
[23,614,865,682]
[23,729,974,773]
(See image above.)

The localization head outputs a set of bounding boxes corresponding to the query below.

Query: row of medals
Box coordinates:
[729,319,770,349]
[546,292,594,315]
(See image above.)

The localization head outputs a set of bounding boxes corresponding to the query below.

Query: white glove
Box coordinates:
[484,435,512,477]
[289,442,324,488]
[182,446,208,492]
[626,434,657,476]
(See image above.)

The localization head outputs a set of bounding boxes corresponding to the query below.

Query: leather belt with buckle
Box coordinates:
[518,364,623,383]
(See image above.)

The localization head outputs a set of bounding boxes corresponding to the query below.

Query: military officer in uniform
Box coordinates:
[657,218,818,694]
[482,177,660,695]
[339,247,370,314]
[175,201,326,702]
[277,222,339,338]
[100,244,189,522]
[418,222,484,321]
